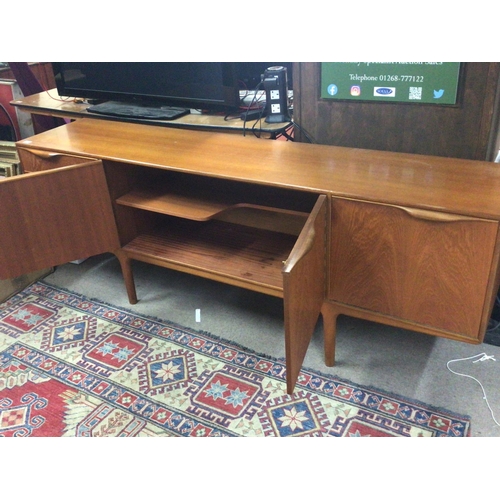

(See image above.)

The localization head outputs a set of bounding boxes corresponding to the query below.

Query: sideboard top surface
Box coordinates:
[17,118,500,220]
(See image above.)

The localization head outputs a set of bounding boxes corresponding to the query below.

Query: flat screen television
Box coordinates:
[52,62,293,121]
[53,62,242,120]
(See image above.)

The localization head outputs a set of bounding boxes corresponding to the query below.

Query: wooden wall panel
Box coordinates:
[293,62,500,160]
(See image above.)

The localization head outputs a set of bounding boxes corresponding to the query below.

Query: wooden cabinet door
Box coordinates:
[328,197,499,340]
[283,195,327,392]
[0,161,121,280]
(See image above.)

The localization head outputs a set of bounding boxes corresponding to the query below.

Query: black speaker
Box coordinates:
[263,66,290,123]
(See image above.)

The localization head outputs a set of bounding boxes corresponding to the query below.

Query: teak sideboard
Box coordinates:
[2,118,500,394]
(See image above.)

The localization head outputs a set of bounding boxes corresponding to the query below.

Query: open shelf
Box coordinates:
[122,218,299,296]
[116,186,233,221]
[115,170,317,223]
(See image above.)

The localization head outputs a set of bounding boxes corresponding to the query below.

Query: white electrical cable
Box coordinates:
[447,353,500,427]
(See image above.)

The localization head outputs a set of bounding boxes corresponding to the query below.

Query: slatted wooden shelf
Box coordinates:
[122,219,299,296]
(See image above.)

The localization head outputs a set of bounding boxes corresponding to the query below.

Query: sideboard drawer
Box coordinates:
[328,197,499,339]
[17,147,93,173]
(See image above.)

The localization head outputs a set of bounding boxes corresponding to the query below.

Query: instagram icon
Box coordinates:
[350,86,361,96]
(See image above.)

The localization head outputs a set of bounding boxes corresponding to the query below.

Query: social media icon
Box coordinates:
[327,84,338,96]
[434,89,445,98]
[350,86,361,96]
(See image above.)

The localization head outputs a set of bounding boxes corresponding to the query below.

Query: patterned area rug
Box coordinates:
[0,282,470,437]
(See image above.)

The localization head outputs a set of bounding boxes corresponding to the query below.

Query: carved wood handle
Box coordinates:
[283,195,327,273]
[22,148,68,159]
[283,229,316,272]
[397,206,480,223]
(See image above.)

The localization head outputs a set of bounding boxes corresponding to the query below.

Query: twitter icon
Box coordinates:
[434,89,445,98]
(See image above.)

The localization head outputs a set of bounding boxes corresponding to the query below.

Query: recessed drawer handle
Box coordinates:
[23,148,68,159]
[398,206,479,223]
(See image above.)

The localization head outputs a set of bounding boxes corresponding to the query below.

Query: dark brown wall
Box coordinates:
[293,62,500,160]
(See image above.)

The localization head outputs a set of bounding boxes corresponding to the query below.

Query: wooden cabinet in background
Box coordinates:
[0,63,56,91]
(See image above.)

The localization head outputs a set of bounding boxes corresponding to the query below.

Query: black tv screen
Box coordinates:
[53,62,241,112]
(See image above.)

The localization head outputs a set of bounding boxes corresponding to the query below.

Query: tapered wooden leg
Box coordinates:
[114,250,138,304]
[321,302,340,367]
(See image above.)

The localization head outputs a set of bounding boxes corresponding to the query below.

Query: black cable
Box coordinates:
[240,80,265,137]
[275,123,295,141]
[291,121,316,144]
[250,104,267,139]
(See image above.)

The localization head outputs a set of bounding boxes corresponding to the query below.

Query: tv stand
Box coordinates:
[11,89,292,136]
[87,100,189,121]
[4,118,500,394]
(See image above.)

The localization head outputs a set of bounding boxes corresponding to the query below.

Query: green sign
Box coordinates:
[321,62,461,104]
